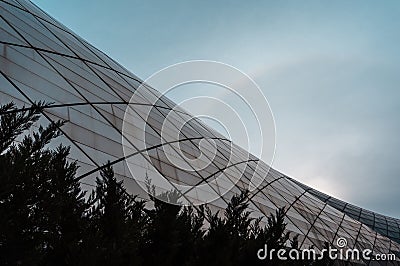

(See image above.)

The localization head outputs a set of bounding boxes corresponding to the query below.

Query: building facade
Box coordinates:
[0,0,399,264]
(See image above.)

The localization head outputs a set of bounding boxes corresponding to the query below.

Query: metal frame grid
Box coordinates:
[1,0,399,262]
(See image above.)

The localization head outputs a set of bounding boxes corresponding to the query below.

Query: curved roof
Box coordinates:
[0,0,399,263]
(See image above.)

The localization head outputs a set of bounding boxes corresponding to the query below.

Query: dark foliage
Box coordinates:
[0,103,87,265]
[0,103,319,265]
[81,163,148,265]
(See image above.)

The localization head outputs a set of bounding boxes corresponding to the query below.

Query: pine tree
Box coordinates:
[0,102,53,265]
[0,102,299,266]
[200,190,253,266]
[39,145,89,266]
[0,102,89,265]
[142,189,205,266]
[86,163,147,265]
[199,190,291,266]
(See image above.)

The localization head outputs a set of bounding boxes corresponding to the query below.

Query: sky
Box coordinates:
[32,0,400,217]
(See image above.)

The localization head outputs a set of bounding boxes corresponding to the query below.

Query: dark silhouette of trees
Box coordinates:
[0,103,88,265]
[0,102,321,265]
[198,191,289,266]
[81,163,148,265]
[141,190,204,266]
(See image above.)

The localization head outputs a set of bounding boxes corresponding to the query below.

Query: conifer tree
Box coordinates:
[86,163,147,265]
[0,102,89,265]
[0,102,300,266]
[142,189,204,266]
[200,190,253,266]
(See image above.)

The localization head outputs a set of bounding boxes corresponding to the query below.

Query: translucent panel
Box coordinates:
[81,42,135,78]
[0,73,26,104]
[42,53,122,104]
[15,0,61,26]
[0,45,85,103]
[1,0,399,254]
[2,0,26,9]
[88,63,134,101]
[0,3,74,56]
[40,19,105,65]
[0,16,28,45]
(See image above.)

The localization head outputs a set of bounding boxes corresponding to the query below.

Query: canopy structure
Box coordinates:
[0,0,399,263]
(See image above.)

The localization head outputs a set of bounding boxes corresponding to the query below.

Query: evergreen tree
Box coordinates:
[86,163,147,266]
[252,207,290,265]
[142,189,204,266]
[0,102,89,265]
[200,191,291,266]
[0,101,304,266]
[39,145,89,266]
[0,102,45,265]
[200,190,253,266]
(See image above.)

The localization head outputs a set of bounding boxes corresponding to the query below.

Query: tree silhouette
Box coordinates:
[0,103,88,265]
[84,163,147,265]
[141,188,205,266]
[198,190,291,266]
[0,102,312,266]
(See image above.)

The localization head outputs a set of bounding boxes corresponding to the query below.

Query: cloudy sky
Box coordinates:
[32,0,400,217]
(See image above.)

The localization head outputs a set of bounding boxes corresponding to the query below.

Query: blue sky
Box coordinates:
[32,0,400,217]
